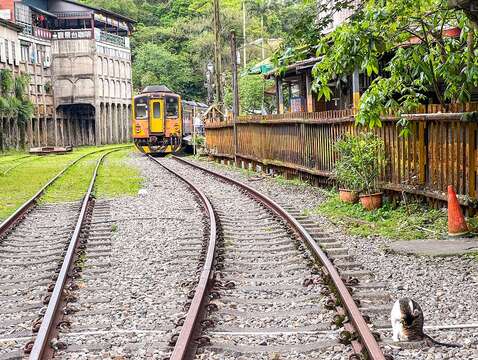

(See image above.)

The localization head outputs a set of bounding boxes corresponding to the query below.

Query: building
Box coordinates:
[0,0,134,148]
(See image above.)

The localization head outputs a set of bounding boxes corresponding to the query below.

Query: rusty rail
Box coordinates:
[0,146,130,238]
[28,147,125,360]
[172,156,386,360]
[147,155,217,360]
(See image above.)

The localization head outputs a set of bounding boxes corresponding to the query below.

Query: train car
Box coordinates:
[132,85,182,154]
[182,100,208,146]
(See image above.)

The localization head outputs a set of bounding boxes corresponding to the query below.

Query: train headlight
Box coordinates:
[135,124,141,133]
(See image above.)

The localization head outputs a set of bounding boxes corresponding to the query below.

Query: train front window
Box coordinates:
[153,101,161,118]
[166,96,178,117]
[135,97,148,119]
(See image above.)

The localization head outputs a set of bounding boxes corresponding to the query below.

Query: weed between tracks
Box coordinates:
[0,145,136,221]
[95,149,142,199]
[41,147,141,203]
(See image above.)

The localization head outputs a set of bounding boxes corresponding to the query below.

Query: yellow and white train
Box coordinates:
[132,85,207,154]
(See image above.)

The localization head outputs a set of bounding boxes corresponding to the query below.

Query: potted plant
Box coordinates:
[353,133,385,210]
[334,135,360,203]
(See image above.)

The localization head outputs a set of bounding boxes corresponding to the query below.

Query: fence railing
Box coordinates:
[205,105,478,205]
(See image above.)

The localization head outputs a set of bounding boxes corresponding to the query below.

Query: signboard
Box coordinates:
[290,96,304,113]
[0,9,11,20]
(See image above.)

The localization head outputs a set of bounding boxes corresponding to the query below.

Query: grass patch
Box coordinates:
[0,145,127,221]
[96,148,142,198]
[314,190,447,240]
[273,174,309,187]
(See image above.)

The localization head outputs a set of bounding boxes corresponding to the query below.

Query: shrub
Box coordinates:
[334,132,385,194]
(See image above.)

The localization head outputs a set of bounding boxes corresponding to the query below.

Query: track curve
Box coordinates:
[152,155,387,360]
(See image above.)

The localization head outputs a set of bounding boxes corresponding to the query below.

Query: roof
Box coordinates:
[30,5,58,18]
[265,57,320,78]
[61,0,136,24]
[142,85,173,93]
[0,18,23,32]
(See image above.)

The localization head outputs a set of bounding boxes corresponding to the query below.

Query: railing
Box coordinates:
[94,28,128,48]
[205,103,478,205]
[53,11,93,19]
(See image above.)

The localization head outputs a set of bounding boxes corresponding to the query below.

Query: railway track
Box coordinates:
[0,147,125,360]
[153,156,389,360]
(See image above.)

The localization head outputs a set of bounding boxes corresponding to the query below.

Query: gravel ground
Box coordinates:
[160,158,355,360]
[0,202,81,359]
[55,153,206,359]
[188,156,478,360]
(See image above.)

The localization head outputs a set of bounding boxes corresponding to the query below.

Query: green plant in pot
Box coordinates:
[334,135,361,203]
[352,132,386,210]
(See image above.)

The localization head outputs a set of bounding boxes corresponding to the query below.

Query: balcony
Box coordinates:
[94,28,129,48]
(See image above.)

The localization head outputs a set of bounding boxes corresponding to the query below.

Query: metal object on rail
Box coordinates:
[171,156,386,360]
[147,155,217,360]
[28,148,125,360]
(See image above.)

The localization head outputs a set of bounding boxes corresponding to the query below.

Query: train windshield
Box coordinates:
[166,96,178,117]
[135,97,148,119]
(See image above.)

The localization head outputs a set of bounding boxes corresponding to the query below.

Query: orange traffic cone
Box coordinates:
[447,185,469,237]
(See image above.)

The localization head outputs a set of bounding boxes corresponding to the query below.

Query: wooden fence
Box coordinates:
[205,104,478,207]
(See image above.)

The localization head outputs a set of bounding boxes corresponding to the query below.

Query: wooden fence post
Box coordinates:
[418,121,427,185]
[468,122,476,198]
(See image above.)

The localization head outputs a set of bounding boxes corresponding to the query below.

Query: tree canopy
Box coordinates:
[83,0,320,106]
[311,0,478,131]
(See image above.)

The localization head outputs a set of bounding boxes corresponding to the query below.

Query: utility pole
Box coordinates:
[230,31,239,165]
[213,0,223,112]
[242,0,247,70]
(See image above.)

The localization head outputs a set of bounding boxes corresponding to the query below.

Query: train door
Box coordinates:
[149,99,164,134]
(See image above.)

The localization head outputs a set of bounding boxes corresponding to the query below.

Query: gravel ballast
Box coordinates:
[187,156,478,360]
[55,153,206,359]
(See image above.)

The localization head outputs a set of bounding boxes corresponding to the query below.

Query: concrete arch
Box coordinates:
[97,57,102,75]
[108,59,114,76]
[103,58,108,75]
[99,79,104,97]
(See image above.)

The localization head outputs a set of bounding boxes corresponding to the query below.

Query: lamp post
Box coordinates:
[206,61,214,105]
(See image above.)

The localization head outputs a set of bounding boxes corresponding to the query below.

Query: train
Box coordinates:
[132,85,208,154]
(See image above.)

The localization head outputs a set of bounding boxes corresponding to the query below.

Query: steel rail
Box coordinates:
[172,156,386,360]
[0,145,131,238]
[29,147,125,360]
[147,155,217,360]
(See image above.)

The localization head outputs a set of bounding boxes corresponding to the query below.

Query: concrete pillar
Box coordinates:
[95,104,101,145]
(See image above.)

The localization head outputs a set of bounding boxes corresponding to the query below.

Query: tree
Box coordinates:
[132,43,203,98]
[311,0,478,132]
[224,74,274,114]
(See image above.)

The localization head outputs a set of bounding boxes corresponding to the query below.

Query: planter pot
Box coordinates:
[359,193,383,210]
[339,189,359,204]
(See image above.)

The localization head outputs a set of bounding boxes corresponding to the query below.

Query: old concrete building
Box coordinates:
[0,0,134,148]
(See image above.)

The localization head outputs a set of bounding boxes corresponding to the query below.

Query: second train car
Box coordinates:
[132,85,207,154]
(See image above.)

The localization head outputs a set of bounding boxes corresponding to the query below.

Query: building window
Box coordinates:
[37,84,42,94]
[21,44,29,63]
[11,41,16,64]
[5,40,9,63]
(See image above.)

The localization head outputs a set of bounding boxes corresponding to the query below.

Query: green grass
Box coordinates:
[0,145,129,221]
[41,153,105,203]
[96,149,142,198]
[273,174,310,187]
[314,190,448,240]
